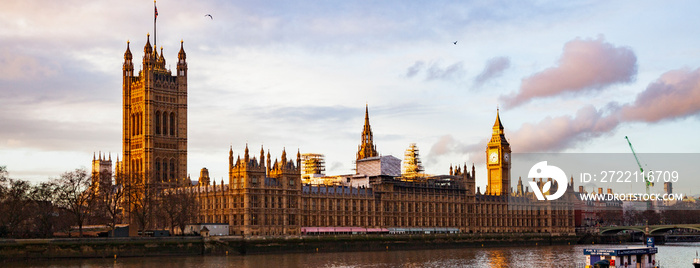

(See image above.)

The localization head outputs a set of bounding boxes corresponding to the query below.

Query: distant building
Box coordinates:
[198,168,211,186]
[91,152,113,193]
[573,187,623,227]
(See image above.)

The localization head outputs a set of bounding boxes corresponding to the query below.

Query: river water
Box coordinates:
[10,242,699,268]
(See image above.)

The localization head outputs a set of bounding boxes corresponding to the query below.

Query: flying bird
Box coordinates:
[205,14,213,20]
[453,41,458,45]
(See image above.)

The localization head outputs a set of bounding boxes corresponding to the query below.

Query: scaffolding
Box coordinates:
[402,143,425,179]
[301,153,325,176]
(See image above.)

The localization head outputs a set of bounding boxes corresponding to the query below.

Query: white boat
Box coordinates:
[583,246,659,268]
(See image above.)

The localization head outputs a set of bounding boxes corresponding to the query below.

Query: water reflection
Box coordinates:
[487,250,506,268]
[10,242,700,268]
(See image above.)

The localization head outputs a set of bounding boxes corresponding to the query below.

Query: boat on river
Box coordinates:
[583,246,659,268]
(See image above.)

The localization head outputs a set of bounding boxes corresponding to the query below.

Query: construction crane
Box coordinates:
[625,136,653,210]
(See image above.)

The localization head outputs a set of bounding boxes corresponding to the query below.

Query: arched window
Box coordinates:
[155,159,161,181]
[170,112,176,136]
[169,159,176,181]
[137,113,142,135]
[131,114,136,136]
[162,112,167,136]
[155,111,161,135]
[160,159,169,181]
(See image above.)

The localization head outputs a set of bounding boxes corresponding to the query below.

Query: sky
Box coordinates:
[1,0,700,194]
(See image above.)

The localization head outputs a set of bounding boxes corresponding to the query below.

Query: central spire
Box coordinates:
[357,104,379,160]
[489,108,509,146]
[493,108,504,134]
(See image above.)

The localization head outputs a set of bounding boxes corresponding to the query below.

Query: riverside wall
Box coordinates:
[0,233,579,262]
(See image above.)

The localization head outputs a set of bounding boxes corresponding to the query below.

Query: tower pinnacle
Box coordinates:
[493,108,504,134]
[357,104,379,160]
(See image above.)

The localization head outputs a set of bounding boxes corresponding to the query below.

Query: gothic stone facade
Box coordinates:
[121,35,188,189]
[119,33,575,236]
[191,109,576,236]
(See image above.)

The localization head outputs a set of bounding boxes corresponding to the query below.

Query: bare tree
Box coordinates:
[0,165,10,237]
[159,189,181,234]
[0,178,33,237]
[93,170,125,236]
[159,188,200,235]
[30,181,59,238]
[53,168,95,237]
[0,165,7,188]
[0,166,34,238]
[126,180,157,235]
[176,189,199,235]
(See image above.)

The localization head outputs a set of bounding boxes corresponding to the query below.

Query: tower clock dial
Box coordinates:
[489,151,499,164]
[504,152,510,163]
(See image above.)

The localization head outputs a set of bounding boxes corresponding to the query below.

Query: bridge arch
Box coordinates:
[600,227,645,234]
[649,226,700,235]
[599,224,700,235]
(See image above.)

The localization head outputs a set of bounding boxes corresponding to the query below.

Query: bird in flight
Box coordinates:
[453,41,458,45]
[205,14,213,20]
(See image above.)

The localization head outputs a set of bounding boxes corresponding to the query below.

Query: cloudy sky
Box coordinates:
[2,0,700,193]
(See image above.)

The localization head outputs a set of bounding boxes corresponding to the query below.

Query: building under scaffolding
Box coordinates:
[301,153,325,178]
[402,143,425,180]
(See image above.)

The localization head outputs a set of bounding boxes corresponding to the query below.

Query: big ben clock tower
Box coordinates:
[486,109,511,196]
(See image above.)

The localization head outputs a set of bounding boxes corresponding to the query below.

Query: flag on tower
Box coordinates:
[155,6,158,20]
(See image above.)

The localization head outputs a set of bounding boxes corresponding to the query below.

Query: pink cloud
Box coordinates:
[0,51,58,80]
[501,36,637,108]
[510,105,619,152]
[427,66,700,163]
[619,67,700,122]
[427,134,486,164]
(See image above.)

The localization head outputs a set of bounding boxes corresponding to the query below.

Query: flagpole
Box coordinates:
[154,0,157,51]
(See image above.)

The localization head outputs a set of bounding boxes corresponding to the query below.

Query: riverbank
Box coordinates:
[0,233,578,261]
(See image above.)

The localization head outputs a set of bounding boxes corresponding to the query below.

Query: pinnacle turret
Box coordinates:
[124,41,132,61]
[357,104,379,160]
[244,143,250,163]
[144,34,153,54]
[260,145,265,166]
[178,40,186,61]
[157,47,166,69]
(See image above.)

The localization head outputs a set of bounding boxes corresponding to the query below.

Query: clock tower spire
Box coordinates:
[486,108,511,196]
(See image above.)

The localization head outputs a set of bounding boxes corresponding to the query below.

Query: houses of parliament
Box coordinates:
[105,29,576,236]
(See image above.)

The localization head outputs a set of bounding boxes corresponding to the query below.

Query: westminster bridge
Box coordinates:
[599,224,700,235]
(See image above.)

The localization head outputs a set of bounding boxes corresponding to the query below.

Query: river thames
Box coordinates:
[10,242,698,267]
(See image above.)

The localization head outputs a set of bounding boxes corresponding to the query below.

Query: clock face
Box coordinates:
[504,153,510,162]
[489,151,499,164]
